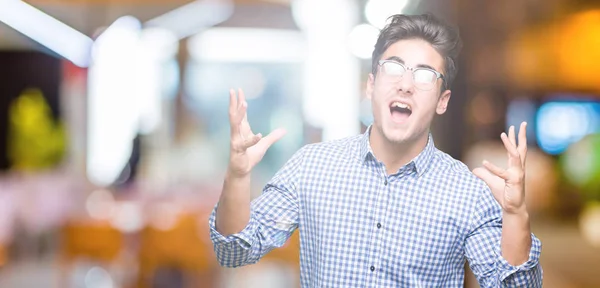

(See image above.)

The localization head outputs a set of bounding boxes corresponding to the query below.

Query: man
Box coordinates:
[209,13,542,287]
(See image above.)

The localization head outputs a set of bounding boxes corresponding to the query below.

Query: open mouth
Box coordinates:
[389,101,412,123]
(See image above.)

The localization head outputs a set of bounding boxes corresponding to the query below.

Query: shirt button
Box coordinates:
[377,223,382,229]
[384,179,388,185]
[370,266,375,272]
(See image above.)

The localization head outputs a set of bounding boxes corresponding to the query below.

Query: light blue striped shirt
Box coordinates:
[209,128,542,287]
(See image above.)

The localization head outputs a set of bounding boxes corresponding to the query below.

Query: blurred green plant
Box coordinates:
[561,133,600,201]
[7,88,67,171]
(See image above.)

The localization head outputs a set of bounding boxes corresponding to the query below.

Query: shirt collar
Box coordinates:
[358,125,436,177]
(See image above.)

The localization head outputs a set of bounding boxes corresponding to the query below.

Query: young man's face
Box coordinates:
[366,38,451,145]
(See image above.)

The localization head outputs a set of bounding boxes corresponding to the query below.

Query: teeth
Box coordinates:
[391,102,411,110]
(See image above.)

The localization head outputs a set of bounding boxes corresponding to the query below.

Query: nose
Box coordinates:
[396,71,415,94]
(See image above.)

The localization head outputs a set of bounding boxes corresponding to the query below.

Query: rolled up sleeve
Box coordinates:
[208,147,306,268]
[495,232,542,287]
[208,206,261,267]
[465,187,543,288]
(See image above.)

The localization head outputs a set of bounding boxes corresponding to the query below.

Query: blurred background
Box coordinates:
[0,0,599,287]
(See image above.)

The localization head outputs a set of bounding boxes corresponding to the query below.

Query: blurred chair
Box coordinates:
[59,220,124,287]
[0,243,6,268]
[137,212,217,288]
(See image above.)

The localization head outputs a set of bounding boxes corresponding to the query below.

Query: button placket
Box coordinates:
[367,174,390,285]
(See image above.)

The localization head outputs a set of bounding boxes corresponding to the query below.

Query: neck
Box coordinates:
[369,126,429,175]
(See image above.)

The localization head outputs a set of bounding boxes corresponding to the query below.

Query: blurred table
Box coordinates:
[533,218,600,288]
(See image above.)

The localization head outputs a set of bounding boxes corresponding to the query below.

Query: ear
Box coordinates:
[436,89,451,115]
[366,73,375,100]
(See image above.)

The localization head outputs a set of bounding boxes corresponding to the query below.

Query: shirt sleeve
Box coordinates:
[208,146,305,268]
[464,186,543,288]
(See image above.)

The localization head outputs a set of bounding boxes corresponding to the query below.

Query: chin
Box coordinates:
[385,130,413,144]
[381,124,413,144]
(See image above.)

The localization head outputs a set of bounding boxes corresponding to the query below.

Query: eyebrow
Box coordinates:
[383,56,437,71]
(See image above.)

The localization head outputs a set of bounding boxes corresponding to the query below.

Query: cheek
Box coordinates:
[413,97,439,117]
[373,82,391,95]
[422,102,441,120]
[371,99,385,117]
[372,85,392,106]
[370,98,388,122]
[369,89,384,108]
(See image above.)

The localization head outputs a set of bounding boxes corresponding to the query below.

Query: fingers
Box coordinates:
[229,89,239,134]
[240,119,253,137]
[233,102,247,137]
[229,88,238,115]
[508,125,516,146]
[229,89,248,137]
[501,132,520,159]
[517,122,528,166]
[482,160,509,180]
[502,123,528,168]
[238,88,246,105]
[501,128,522,169]
[237,89,251,134]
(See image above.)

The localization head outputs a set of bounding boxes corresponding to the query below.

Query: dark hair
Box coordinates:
[371,14,463,91]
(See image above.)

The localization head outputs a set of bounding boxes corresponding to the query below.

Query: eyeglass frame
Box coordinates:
[377,59,446,90]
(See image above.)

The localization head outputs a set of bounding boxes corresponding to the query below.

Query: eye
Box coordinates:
[382,62,405,76]
[413,70,436,83]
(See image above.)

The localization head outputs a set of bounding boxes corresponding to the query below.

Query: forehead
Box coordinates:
[381,39,444,72]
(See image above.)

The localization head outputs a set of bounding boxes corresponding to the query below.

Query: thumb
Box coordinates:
[473,167,505,205]
[473,167,496,187]
[256,128,287,153]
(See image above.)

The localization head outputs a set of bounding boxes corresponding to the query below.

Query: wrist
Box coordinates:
[503,205,530,223]
[503,200,529,215]
[226,166,251,179]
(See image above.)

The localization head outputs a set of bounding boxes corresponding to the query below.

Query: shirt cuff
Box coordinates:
[208,204,259,249]
[496,233,542,281]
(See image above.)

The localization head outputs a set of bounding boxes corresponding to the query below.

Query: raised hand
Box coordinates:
[473,122,528,215]
[228,88,286,177]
